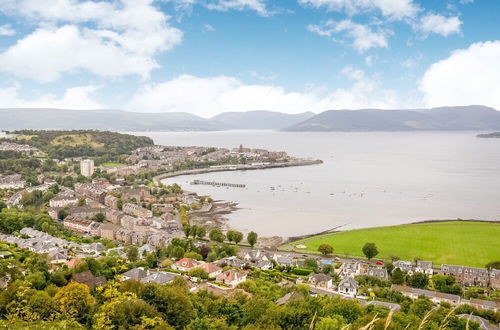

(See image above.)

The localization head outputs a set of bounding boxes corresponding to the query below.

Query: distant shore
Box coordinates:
[153,159,323,185]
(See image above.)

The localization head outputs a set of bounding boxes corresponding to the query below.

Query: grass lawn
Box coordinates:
[102,162,126,168]
[287,221,500,267]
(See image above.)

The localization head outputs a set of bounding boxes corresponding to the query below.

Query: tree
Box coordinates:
[232,231,243,245]
[92,213,106,223]
[318,243,334,256]
[184,251,202,260]
[209,229,225,243]
[315,315,346,330]
[188,268,209,280]
[196,226,206,240]
[182,224,191,238]
[247,231,258,247]
[391,268,405,285]
[408,272,429,289]
[127,246,139,262]
[54,282,96,322]
[362,243,378,260]
[141,283,194,329]
[77,197,86,207]
[303,258,318,270]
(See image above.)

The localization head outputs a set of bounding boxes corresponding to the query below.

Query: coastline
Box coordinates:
[152,159,323,185]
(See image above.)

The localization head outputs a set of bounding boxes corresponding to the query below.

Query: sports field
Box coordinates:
[286,221,500,267]
[102,162,126,168]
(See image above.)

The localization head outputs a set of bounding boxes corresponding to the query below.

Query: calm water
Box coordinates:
[138,131,500,237]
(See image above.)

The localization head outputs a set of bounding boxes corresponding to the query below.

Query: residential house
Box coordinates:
[391,285,461,305]
[130,232,149,245]
[338,277,359,297]
[106,209,125,224]
[216,269,247,288]
[81,242,106,254]
[490,269,500,290]
[201,263,222,278]
[217,256,245,269]
[120,267,148,281]
[441,264,490,287]
[366,267,389,280]
[75,183,106,203]
[141,271,178,285]
[104,195,120,209]
[173,258,204,272]
[469,298,499,312]
[63,217,94,234]
[393,260,414,274]
[123,203,153,218]
[49,195,79,208]
[309,274,333,290]
[341,262,362,277]
[115,228,133,243]
[0,174,25,189]
[48,249,68,264]
[415,260,434,275]
[99,223,117,240]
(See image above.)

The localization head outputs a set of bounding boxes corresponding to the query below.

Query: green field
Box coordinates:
[286,221,500,267]
[102,162,126,168]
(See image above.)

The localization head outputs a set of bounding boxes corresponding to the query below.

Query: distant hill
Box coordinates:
[211,110,315,129]
[477,132,500,138]
[284,106,500,131]
[0,108,229,131]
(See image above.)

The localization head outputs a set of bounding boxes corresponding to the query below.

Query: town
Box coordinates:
[0,130,498,329]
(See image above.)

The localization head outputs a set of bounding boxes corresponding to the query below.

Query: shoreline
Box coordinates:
[152,159,323,184]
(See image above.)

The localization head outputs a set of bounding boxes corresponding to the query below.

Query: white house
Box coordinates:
[338,277,359,297]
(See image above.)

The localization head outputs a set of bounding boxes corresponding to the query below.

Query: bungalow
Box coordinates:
[469,298,499,312]
[173,258,204,272]
[217,256,245,269]
[338,277,359,297]
[391,285,461,305]
[201,263,222,278]
[308,274,333,290]
[80,242,106,254]
[120,267,148,281]
[141,271,179,285]
[216,269,247,288]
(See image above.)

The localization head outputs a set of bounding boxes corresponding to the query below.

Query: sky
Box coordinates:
[0,0,499,118]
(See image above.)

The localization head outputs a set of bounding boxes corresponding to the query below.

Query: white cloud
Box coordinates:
[0,0,183,81]
[0,24,15,36]
[0,26,161,82]
[202,23,215,33]
[418,13,462,37]
[307,19,390,52]
[420,41,500,109]
[0,84,103,109]
[298,0,420,20]
[127,71,401,117]
[204,0,269,16]
[167,0,269,16]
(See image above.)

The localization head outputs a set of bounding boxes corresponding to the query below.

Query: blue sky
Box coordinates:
[0,0,499,117]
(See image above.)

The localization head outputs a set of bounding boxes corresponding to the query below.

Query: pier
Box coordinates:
[191,179,246,188]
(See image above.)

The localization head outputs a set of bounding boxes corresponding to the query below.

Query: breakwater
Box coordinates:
[192,179,246,188]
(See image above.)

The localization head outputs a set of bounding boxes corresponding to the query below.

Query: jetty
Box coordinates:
[191,179,246,188]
